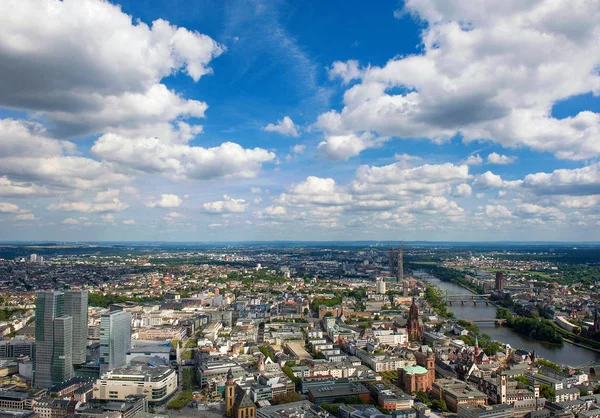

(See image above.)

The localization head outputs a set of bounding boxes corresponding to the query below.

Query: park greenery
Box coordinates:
[166,390,193,409]
[88,293,161,308]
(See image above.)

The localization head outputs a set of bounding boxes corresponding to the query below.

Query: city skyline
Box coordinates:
[0,0,599,242]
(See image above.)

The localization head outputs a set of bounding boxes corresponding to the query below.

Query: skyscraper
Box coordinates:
[100,310,131,370]
[34,291,67,388]
[52,316,74,382]
[64,290,88,365]
[495,271,504,291]
[34,290,88,388]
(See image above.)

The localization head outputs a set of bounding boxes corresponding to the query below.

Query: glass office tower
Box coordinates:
[100,310,132,369]
[64,290,88,365]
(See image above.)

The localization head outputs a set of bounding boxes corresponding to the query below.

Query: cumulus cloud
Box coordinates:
[483,205,513,218]
[146,194,183,208]
[62,218,79,225]
[203,195,248,213]
[15,213,37,221]
[453,183,472,197]
[0,203,20,213]
[317,0,600,160]
[474,171,504,189]
[318,132,387,161]
[329,60,363,84]
[487,152,517,165]
[122,219,136,225]
[0,0,223,136]
[262,116,299,137]
[92,135,275,181]
[521,163,600,196]
[466,154,483,165]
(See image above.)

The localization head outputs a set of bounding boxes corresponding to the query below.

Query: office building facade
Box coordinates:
[100,310,132,370]
[64,290,88,365]
[34,290,88,388]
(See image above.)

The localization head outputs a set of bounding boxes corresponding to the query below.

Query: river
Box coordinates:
[414,271,600,367]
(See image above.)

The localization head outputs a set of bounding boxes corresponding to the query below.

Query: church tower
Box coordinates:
[225,368,235,416]
[407,298,423,340]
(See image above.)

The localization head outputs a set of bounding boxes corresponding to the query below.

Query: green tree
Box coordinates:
[540,384,556,401]
[431,399,449,412]
[415,391,431,406]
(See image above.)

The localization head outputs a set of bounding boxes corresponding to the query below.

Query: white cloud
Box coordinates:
[484,205,513,218]
[521,163,600,196]
[329,60,363,84]
[318,132,387,161]
[264,206,287,217]
[0,0,223,136]
[62,218,79,225]
[122,219,136,225]
[0,202,20,213]
[15,213,36,221]
[515,203,566,221]
[317,0,600,160]
[278,176,352,207]
[101,214,115,223]
[0,119,129,191]
[474,171,504,189]
[487,152,517,165]
[453,183,472,197]
[146,194,183,208]
[92,135,275,181]
[292,144,306,154]
[48,199,128,213]
[262,116,299,137]
[466,154,483,165]
[203,195,248,213]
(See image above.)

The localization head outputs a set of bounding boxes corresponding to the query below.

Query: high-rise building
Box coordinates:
[495,272,504,291]
[100,310,132,370]
[52,316,74,382]
[64,290,88,365]
[34,291,67,388]
[34,290,88,388]
[376,278,387,295]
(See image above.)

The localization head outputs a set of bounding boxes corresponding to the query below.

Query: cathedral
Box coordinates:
[407,298,424,340]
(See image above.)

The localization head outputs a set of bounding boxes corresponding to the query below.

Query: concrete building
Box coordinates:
[93,365,177,403]
[459,404,513,418]
[100,310,132,370]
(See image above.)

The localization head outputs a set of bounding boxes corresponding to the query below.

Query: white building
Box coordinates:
[93,365,177,403]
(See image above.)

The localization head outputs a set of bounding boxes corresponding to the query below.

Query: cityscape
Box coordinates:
[0,243,597,418]
[1,0,600,418]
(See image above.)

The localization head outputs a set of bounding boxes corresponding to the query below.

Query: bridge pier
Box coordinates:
[485,301,489,306]
[448,301,452,306]
[461,301,464,305]
[473,301,477,306]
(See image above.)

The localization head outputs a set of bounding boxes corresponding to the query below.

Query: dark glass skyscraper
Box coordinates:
[34,290,88,388]
[64,290,88,365]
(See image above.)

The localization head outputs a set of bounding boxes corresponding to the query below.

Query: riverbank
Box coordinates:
[414,270,600,366]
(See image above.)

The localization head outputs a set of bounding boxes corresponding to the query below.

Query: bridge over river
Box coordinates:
[444,293,494,306]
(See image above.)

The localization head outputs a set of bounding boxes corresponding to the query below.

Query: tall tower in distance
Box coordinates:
[495,271,504,291]
[388,246,398,278]
[64,290,88,365]
[398,244,404,282]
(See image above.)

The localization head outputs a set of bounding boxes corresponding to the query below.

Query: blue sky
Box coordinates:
[0,0,599,241]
